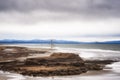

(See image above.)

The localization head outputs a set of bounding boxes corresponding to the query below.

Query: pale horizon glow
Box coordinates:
[0,0,120,42]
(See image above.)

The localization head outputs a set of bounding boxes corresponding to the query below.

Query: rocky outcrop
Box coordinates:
[0,52,115,76]
[0,46,47,61]
[25,53,84,66]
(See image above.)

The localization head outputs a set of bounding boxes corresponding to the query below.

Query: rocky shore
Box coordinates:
[0,46,48,61]
[0,46,117,77]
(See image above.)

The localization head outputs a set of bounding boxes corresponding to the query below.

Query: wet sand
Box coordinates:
[0,76,8,80]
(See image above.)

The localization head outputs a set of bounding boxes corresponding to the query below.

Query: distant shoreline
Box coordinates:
[1,39,120,44]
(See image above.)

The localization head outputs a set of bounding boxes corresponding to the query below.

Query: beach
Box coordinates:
[0,0,120,79]
[0,44,120,80]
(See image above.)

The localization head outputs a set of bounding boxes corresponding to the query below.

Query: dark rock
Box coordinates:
[0,52,115,77]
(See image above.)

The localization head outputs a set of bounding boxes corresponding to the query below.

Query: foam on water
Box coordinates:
[107,62,120,73]
[54,47,120,60]
[7,74,26,80]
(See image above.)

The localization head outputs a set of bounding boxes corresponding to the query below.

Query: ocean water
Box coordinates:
[0,44,120,80]
[3,44,120,51]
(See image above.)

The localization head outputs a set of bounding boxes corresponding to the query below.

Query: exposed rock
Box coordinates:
[25,53,84,66]
[0,46,117,76]
[85,60,117,64]
[0,46,48,61]
[50,53,82,59]
[0,52,113,76]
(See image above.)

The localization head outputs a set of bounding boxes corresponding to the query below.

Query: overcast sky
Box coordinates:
[0,0,120,42]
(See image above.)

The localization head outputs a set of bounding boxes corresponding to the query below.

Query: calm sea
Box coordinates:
[2,44,120,51]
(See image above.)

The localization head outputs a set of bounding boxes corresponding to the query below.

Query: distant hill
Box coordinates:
[94,41,120,44]
[0,39,80,44]
[0,39,120,44]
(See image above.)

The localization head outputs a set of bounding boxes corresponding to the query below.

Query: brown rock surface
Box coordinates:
[0,46,47,61]
[0,52,110,76]
[0,46,117,76]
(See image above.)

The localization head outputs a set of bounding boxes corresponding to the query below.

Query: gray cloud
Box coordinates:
[0,0,120,41]
[0,0,120,18]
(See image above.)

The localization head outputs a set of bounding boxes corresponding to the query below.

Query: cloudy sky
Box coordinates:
[0,0,120,42]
